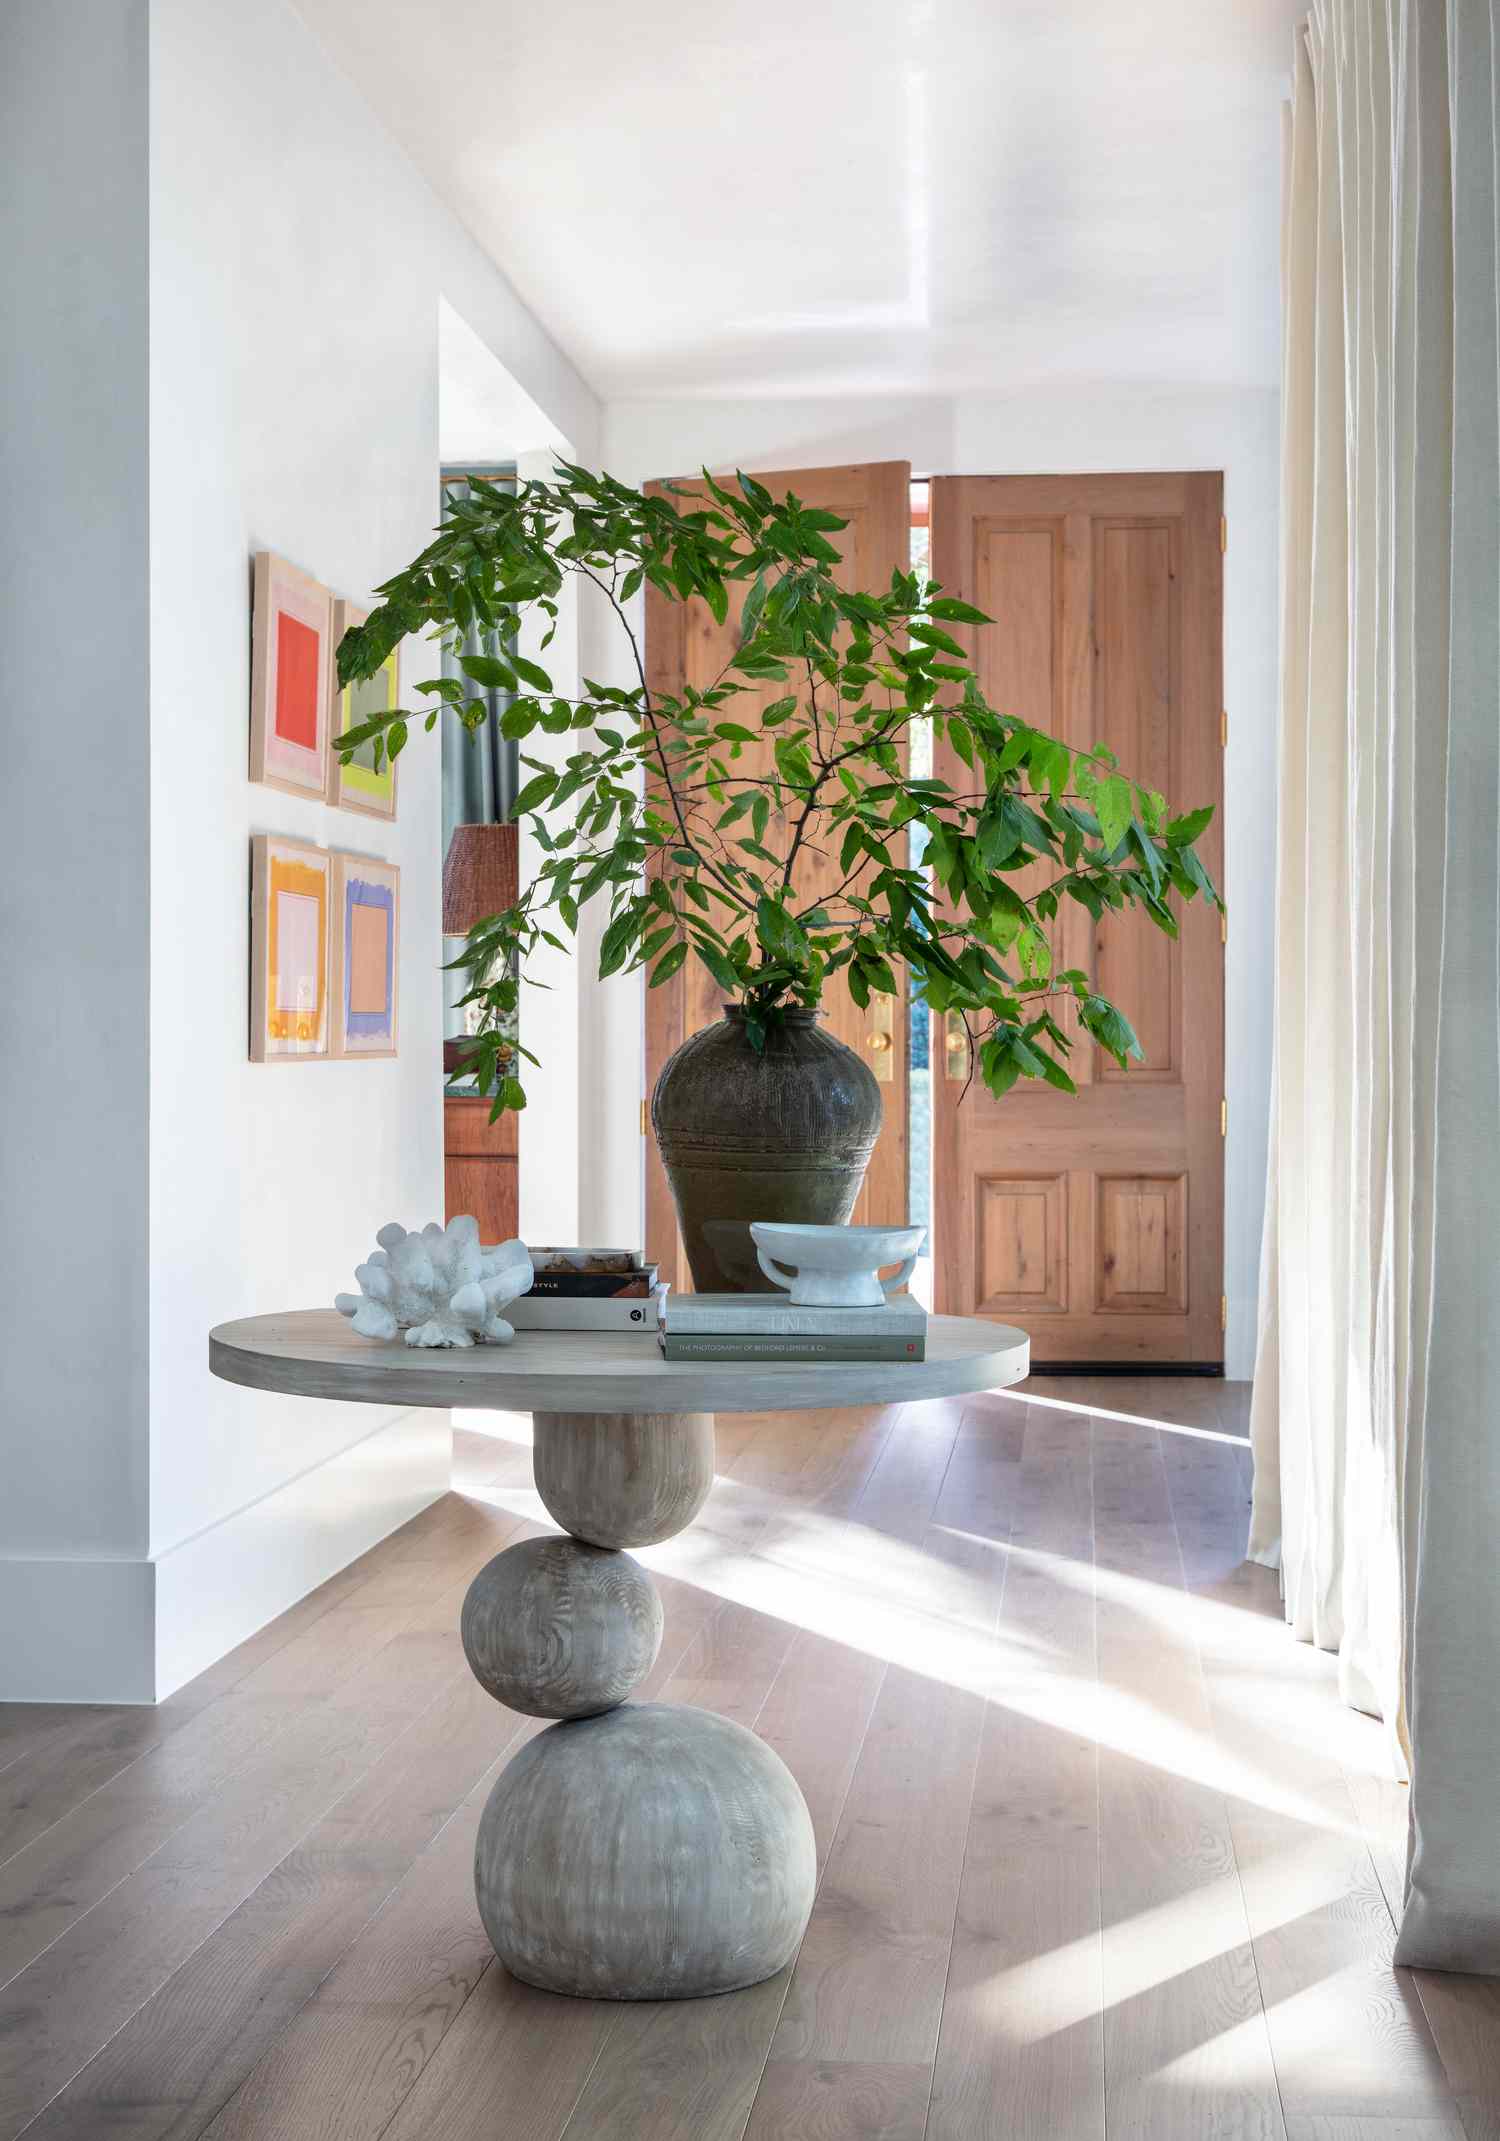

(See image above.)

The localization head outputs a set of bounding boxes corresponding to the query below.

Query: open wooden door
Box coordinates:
[931,473,1225,1367]
[644,460,911,1292]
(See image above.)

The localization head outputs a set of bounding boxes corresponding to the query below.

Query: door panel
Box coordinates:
[931,472,1224,1366]
[643,461,911,1291]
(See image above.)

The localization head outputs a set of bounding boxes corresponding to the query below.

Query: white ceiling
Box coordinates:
[302,0,1302,402]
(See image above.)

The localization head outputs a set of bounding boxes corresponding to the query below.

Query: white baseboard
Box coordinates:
[0,1408,452,1705]
[153,1407,451,1699]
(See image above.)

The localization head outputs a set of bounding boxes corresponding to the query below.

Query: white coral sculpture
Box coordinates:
[335,1217,534,1348]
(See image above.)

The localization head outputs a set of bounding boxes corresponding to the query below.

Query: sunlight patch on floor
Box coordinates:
[466,1471,1362,1836]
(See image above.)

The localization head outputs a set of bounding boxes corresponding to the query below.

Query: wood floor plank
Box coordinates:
[0,1708,102,1781]
[1089,1407,1285,2141]
[1157,1429,1453,2125]
[927,1400,1104,2141]
[0,1382,1468,2141]
[197,1571,728,2141]
[538,1559,888,2141]
[1406,1969,1500,2141]
[746,2058,931,2140]
[770,1661,984,2069]
[19,1655,534,2141]
[0,1561,504,2136]
[1282,2120,1470,2140]
[0,1511,526,1996]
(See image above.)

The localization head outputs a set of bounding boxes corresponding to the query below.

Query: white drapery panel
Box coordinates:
[1252,0,1500,1973]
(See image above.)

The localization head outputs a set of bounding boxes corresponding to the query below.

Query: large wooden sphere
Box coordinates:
[475,1703,816,1998]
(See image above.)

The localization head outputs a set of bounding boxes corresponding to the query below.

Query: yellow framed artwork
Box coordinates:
[326,598,399,820]
[250,834,330,1061]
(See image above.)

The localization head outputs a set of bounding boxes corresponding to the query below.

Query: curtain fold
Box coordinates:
[1252,0,1500,1974]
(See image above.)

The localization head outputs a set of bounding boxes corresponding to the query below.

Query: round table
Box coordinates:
[209,1308,1029,2000]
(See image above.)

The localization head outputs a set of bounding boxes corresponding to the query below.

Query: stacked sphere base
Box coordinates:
[460,1408,816,2001]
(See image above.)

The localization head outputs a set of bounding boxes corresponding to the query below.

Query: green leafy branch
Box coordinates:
[335,464,1223,1112]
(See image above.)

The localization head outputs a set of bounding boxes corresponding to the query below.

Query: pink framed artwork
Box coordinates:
[250,551,332,798]
[329,850,400,1059]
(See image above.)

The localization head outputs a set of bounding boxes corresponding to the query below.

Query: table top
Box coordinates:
[209,1309,1030,1416]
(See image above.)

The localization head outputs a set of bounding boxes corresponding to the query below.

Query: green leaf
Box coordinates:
[1096,775,1133,854]
[459,652,517,690]
[512,769,558,814]
[926,597,991,623]
[510,653,554,692]
[649,941,688,986]
[1166,804,1215,846]
[597,907,642,978]
[693,940,741,994]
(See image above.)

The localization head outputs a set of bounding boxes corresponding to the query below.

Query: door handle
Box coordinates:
[865,995,895,1082]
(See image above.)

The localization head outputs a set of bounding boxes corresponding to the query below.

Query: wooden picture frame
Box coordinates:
[329,850,400,1059]
[250,834,331,1061]
[249,551,332,798]
[326,597,399,820]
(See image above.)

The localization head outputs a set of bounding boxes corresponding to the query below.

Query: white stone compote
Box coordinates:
[335,1217,533,1348]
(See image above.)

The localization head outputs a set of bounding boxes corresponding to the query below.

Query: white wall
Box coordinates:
[142,0,599,1697]
[0,0,154,1694]
[0,0,599,1701]
[598,386,1278,1376]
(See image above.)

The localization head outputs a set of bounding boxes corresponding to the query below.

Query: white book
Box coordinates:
[509,1285,666,1333]
[664,1291,926,1338]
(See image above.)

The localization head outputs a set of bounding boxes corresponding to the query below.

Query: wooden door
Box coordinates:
[644,460,911,1291]
[930,473,1225,1366]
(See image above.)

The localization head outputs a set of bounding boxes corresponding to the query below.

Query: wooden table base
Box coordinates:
[464,1410,817,2000]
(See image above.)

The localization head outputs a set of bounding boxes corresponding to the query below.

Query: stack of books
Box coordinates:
[658,1292,927,1362]
[510,1248,667,1332]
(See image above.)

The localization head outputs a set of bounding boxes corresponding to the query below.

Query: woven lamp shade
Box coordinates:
[442,822,519,934]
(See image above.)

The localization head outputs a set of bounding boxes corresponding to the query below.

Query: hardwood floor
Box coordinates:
[0,1382,1493,2140]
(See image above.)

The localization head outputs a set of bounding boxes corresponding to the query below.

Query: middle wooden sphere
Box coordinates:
[461,1536,662,1719]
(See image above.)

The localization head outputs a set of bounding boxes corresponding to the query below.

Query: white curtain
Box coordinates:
[1251,0,1500,1974]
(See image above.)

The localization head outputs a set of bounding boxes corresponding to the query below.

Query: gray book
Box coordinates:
[663,1291,926,1338]
[659,1331,926,1363]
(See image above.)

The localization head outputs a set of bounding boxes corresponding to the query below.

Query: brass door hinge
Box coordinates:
[1221,910,1228,944]
[1220,1097,1227,1137]
[1221,1292,1228,1331]
[640,1097,648,1135]
[1221,710,1228,748]
[1220,515,1228,553]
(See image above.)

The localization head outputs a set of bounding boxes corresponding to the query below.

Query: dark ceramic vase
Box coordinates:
[651,1006,883,1294]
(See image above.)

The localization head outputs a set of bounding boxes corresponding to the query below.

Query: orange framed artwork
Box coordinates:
[328,850,400,1059]
[250,834,331,1061]
[250,551,332,798]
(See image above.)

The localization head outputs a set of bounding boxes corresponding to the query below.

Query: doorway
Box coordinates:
[640,466,1225,1364]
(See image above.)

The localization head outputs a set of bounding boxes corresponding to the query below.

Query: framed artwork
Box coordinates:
[326,598,399,820]
[329,851,400,1059]
[250,835,331,1061]
[250,551,331,798]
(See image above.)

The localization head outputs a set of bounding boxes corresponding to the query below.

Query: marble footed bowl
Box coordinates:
[749,1222,928,1309]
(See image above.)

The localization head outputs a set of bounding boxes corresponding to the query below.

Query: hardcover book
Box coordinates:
[528,1269,658,1299]
[510,1286,667,1332]
[661,1292,925,1337]
[658,1331,925,1363]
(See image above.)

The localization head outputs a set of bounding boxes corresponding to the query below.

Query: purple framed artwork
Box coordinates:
[328,852,399,1059]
